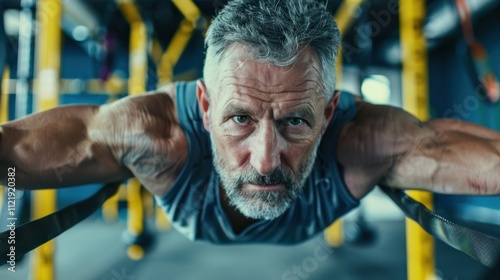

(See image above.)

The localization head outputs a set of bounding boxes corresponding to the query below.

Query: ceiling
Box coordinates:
[2,0,500,67]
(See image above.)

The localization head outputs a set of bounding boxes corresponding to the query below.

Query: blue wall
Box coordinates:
[429,10,500,214]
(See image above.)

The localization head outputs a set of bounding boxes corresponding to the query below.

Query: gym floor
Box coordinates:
[0,190,496,280]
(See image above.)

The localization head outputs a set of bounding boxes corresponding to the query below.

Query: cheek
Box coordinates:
[282,145,303,165]
[214,134,250,168]
[282,139,319,170]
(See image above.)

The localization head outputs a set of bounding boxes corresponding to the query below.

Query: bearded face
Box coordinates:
[197,47,337,220]
[211,132,321,220]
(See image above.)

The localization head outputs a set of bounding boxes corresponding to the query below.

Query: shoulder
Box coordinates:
[336,101,421,198]
[95,83,180,132]
[94,83,189,196]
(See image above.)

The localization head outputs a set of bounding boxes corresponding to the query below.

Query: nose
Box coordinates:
[249,123,281,175]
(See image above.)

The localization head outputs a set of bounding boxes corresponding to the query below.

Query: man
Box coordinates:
[1,0,499,244]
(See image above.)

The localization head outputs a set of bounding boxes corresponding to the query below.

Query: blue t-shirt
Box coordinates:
[155,81,360,244]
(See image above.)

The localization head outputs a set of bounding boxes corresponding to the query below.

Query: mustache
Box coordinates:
[238,167,294,187]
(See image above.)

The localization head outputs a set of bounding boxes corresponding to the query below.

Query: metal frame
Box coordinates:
[400,0,435,279]
[31,0,62,278]
[324,0,364,248]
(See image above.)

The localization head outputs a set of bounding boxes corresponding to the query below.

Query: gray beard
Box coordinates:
[210,132,321,220]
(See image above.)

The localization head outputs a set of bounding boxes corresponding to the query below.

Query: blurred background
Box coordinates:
[0,0,499,279]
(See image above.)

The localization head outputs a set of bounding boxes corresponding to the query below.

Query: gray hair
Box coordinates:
[203,0,341,101]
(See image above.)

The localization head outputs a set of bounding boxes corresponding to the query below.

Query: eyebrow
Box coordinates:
[282,107,317,126]
[221,105,257,118]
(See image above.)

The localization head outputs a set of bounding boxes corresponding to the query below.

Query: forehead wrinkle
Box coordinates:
[213,50,327,105]
[222,77,323,101]
[227,69,322,94]
[220,96,266,116]
[217,79,323,114]
[225,52,323,85]
[228,82,315,98]
[307,63,327,92]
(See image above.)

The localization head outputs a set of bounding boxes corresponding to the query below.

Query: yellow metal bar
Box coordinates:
[125,13,147,260]
[117,0,142,24]
[156,0,201,85]
[157,19,195,85]
[171,0,201,23]
[1,67,9,123]
[401,2,429,119]
[324,46,345,247]
[126,178,144,260]
[0,67,8,210]
[336,47,343,86]
[35,0,62,111]
[103,74,127,97]
[324,218,343,247]
[400,0,435,279]
[128,22,147,95]
[32,0,62,278]
[155,206,171,230]
[324,0,362,247]
[142,190,154,216]
[151,38,164,65]
[334,0,364,36]
[127,179,143,235]
[102,188,120,222]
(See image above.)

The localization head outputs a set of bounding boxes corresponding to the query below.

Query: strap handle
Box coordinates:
[380,186,500,268]
[0,182,120,264]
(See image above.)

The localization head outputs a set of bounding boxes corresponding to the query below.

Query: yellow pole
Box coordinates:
[156,0,200,85]
[124,8,148,259]
[335,0,364,34]
[102,189,120,222]
[324,46,345,247]
[400,0,435,279]
[1,66,8,123]
[0,66,9,210]
[157,20,195,85]
[126,179,144,260]
[171,0,201,23]
[128,21,147,96]
[116,0,142,23]
[324,0,363,248]
[31,0,62,279]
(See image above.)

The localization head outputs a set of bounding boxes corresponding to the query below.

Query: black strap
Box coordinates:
[380,186,500,268]
[0,182,120,264]
[1,182,499,268]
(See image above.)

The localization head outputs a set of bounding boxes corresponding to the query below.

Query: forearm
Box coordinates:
[0,106,130,189]
[387,123,500,195]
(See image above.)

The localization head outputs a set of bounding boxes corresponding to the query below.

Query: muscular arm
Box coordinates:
[0,91,185,196]
[386,118,500,195]
[338,101,500,199]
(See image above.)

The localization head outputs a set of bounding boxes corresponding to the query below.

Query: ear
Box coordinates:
[322,90,340,134]
[196,79,211,132]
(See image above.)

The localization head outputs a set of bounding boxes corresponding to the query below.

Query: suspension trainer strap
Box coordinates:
[0,182,120,264]
[380,186,500,268]
[1,183,499,267]
[455,0,499,103]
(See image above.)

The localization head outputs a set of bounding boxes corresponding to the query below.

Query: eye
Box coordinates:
[286,118,305,127]
[232,115,251,125]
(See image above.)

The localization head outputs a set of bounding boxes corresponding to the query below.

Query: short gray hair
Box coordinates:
[203,0,341,100]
